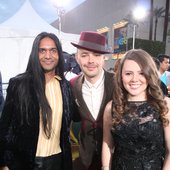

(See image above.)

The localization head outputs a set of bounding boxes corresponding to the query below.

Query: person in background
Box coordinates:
[153,57,168,96]
[71,31,114,170]
[63,52,81,81]
[0,71,4,114]
[0,32,75,170]
[102,49,170,170]
[157,54,170,87]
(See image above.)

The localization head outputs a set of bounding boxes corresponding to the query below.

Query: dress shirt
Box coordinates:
[36,76,63,156]
[82,70,104,120]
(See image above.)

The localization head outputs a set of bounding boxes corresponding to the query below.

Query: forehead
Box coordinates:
[162,58,170,63]
[39,37,56,47]
[122,60,141,71]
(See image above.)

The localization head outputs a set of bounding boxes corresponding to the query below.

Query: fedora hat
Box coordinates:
[71,31,111,54]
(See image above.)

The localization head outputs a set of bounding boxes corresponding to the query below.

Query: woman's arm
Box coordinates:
[102,101,114,170]
[0,166,9,170]
[163,97,170,170]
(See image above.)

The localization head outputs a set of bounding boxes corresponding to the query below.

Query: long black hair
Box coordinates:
[21,32,64,138]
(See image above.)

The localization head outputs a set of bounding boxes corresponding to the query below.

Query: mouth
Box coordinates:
[44,61,53,65]
[86,65,96,70]
[130,84,141,89]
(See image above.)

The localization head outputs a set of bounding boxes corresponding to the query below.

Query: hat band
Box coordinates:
[78,40,106,51]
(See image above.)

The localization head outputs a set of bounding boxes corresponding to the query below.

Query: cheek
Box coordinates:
[54,55,59,60]
[53,56,59,64]
[97,59,104,66]
[38,55,43,60]
[122,75,129,84]
[141,76,147,84]
[77,58,86,66]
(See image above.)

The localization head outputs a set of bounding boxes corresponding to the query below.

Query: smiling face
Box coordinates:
[76,49,105,83]
[38,37,59,76]
[122,59,148,101]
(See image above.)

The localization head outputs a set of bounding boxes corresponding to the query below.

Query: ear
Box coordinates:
[75,53,79,63]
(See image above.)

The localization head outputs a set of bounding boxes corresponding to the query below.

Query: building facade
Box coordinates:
[52,0,170,69]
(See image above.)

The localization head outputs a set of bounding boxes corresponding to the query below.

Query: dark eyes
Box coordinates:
[125,72,144,76]
[39,48,58,55]
[125,72,131,75]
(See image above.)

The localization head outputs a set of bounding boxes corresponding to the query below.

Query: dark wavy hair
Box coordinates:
[21,32,64,138]
[112,49,169,127]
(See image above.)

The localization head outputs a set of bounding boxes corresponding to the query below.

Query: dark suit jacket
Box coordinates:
[71,70,114,167]
[0,72,4,112]
[0,74,74,170]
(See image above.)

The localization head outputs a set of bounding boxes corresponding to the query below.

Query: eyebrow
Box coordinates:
[39,47,57,50]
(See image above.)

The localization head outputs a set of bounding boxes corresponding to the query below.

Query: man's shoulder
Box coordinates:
[11,73,30,81]
[166,71,170,76]
[104,70,114,76]
[8,73,32,88]
[70,74,82,87]
[104,70,114,80]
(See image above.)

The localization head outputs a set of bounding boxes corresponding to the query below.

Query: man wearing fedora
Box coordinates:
[70,31,114,170]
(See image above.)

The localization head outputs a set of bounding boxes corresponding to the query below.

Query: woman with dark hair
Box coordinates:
[102,49,170,169]
[0,32,75,170]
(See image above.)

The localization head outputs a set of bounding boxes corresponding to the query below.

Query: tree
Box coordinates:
[149,0,154,40]
[163,0,169,42]
[153,7,165,41]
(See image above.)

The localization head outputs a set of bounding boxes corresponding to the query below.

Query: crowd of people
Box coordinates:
[0,31,170,170]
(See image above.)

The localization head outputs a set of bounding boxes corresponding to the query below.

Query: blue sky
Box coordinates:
[0,0,86,24]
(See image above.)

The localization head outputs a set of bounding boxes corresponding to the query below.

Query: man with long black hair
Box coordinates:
[0,32,75,170]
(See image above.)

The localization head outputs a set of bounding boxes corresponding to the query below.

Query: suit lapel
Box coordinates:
[96,71,113,120]
[75,75,95,121]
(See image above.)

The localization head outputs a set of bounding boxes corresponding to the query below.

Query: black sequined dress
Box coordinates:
[111,101,165,170]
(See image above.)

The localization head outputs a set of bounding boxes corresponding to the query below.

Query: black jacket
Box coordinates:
[0,75,74,170]
[0,72,4,112]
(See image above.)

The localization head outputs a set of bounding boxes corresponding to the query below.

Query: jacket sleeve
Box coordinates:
[69,77,81,122]
[0,78,17,166]
[0,72,4,113]
[71,96,81,122]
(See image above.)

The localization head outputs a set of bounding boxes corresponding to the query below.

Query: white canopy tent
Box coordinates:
[0,0,79,83]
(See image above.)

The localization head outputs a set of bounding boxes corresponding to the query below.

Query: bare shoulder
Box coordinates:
[105,101,112,112]
[165,97,170,108]
[164,97,170,118]
[104,101,112,119]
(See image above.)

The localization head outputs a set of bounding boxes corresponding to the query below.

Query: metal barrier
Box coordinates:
[2,83,8,99]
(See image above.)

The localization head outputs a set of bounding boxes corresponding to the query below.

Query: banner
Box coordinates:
[113,21,128,59]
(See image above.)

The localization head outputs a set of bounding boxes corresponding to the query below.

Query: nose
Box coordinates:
[45,50,51,59]
[88,54,95,63]
[131,74,138,81]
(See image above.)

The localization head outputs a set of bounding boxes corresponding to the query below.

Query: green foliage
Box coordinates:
[128,38,165,57]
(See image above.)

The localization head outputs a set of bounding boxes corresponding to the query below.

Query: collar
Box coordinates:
[54,75,62,81]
